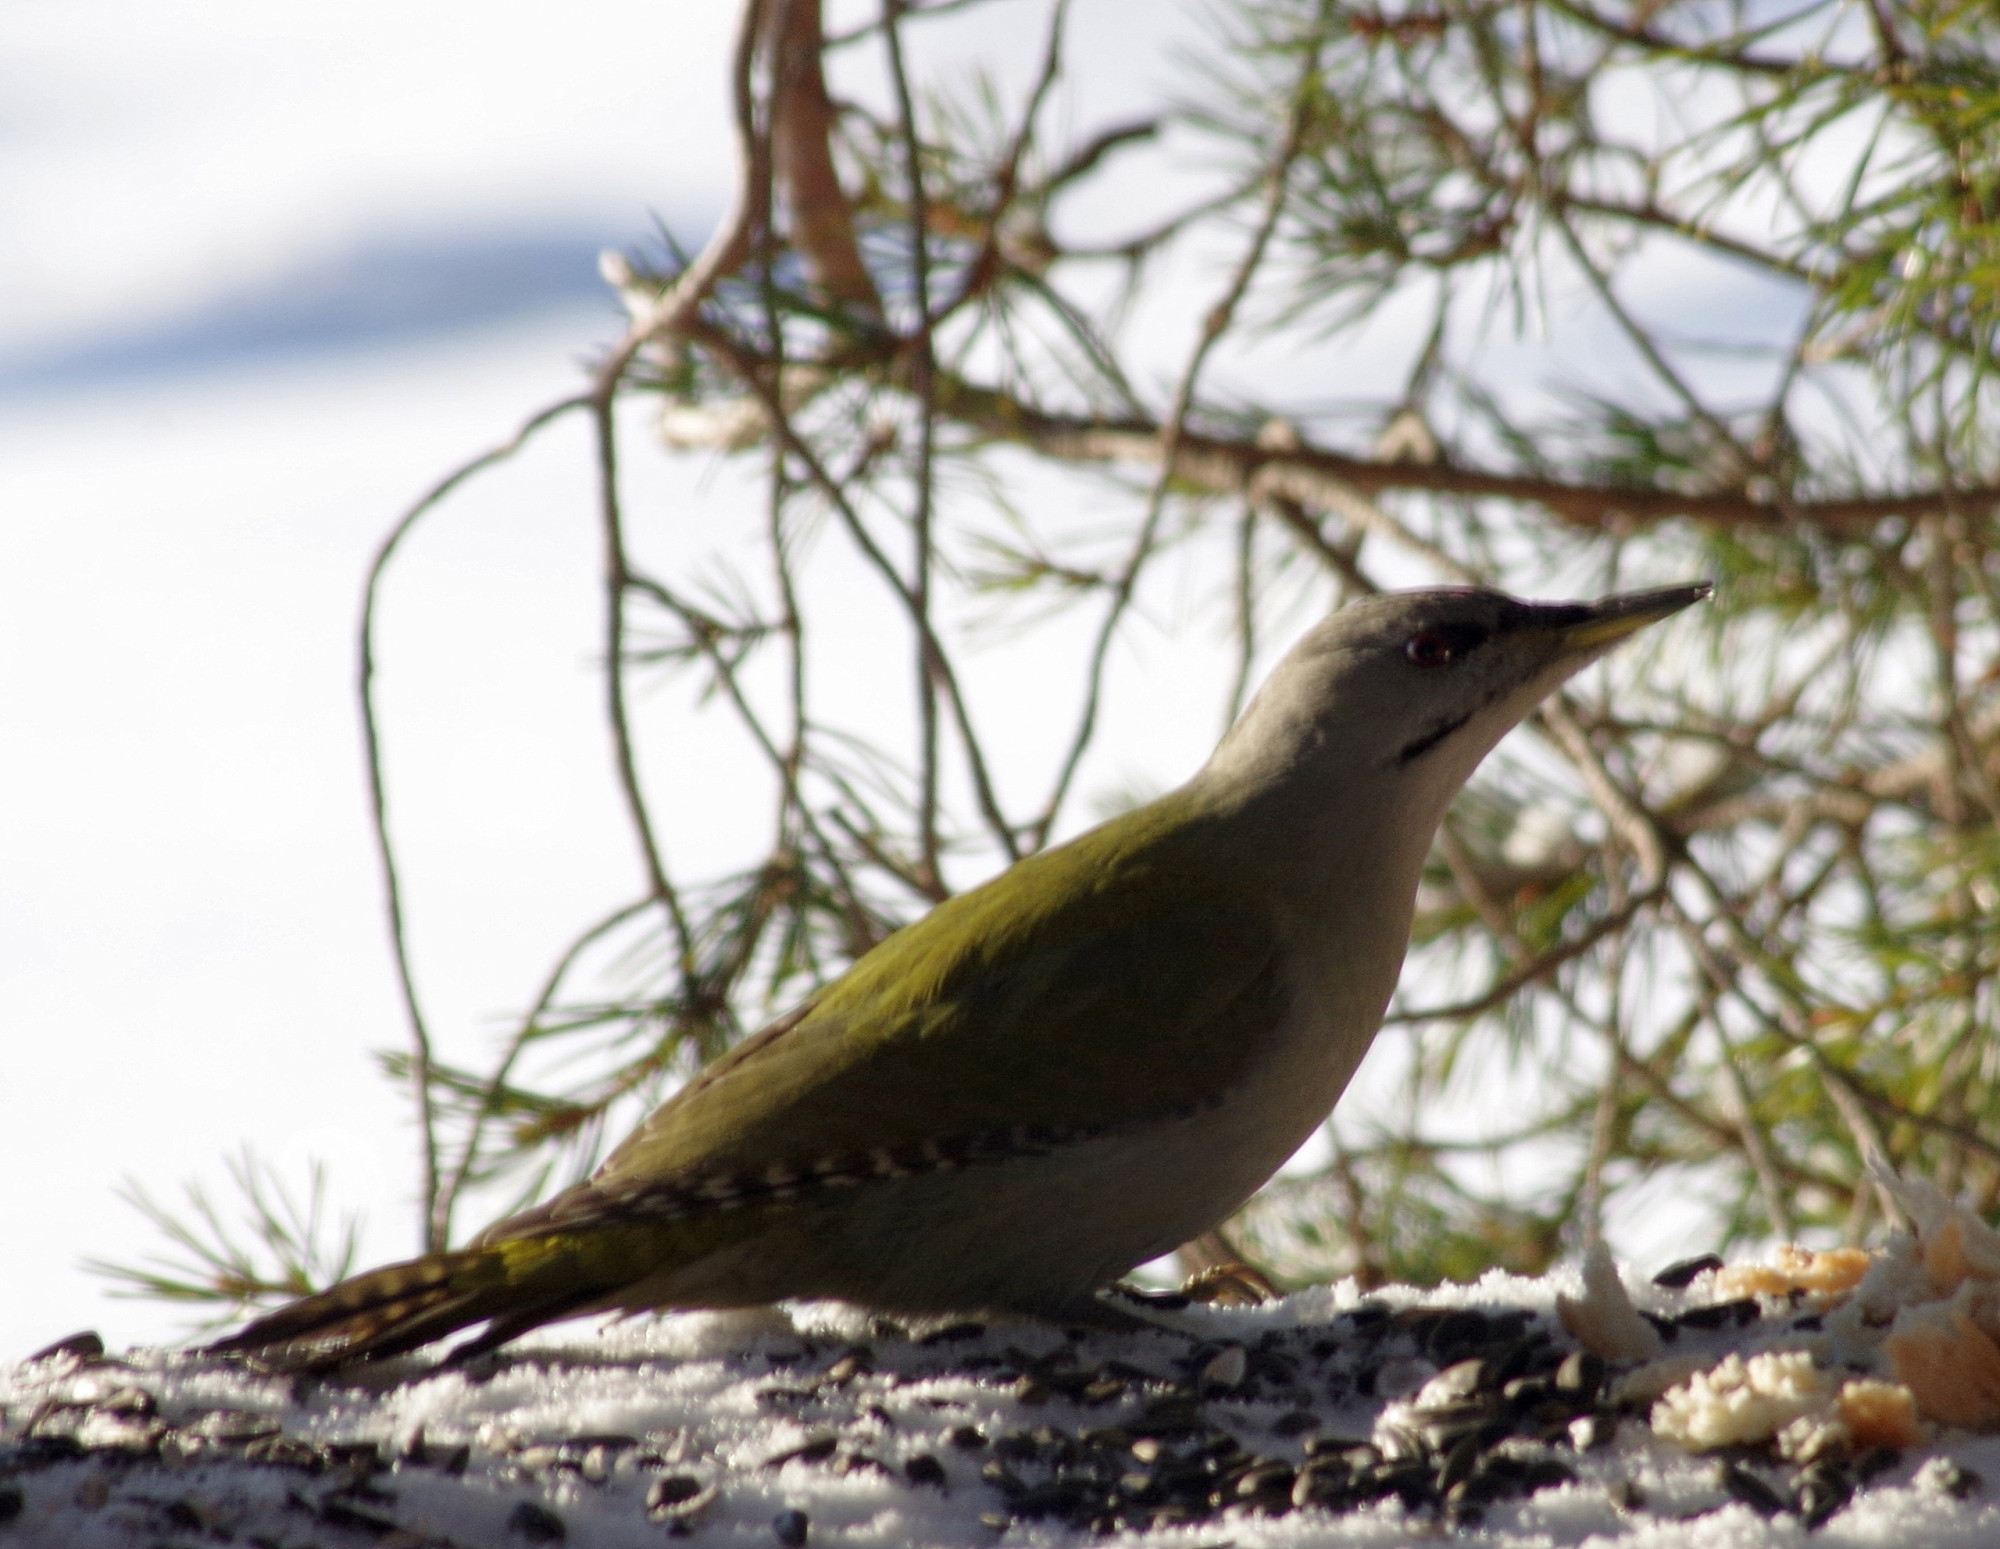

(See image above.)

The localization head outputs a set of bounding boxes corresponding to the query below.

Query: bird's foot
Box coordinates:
[1178,1261,1278,1307]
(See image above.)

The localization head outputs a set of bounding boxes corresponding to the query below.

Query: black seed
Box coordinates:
[162,1500,204,1532]
[919,1321,987,1345]
[1652,1254,1725,1288]
[1271,1409,1319,1436]
[1012,1482,1089,1517]
[1921,1458,1981,1499]
[1717,1462,1785,1517]
[439,1444,471,1475]
[1012,1377,1051,1404]
[1235,1461,1295,1499]
[1519,1458,1576,1492]
[19,1435,84,1464]
[772,1507,810,1546]
[1418,1358,1489,1407]
[948,1426,986,1451]
[1569,1412,1618,1450]
[1344,1302,1392,1331]
[647,1476,708,1511]
[1369,1459,1436,1508]
[1554,1349,1604,1399]
[96,1387,155,1417]
[1492,1334,1550,1386]
[1853,1447,1903,1483]
[0,1490,20,1524]
[1307,1440,1380,1472]
[905,1453,947,1488]
[189,1409,283,1444]
[1797,1465,1853,1529]
[1611,1478,1646,1510]
[1291,1460,1350,1509]
[1677,1298,1762,1330]
[980,1461,1024,1493]
[1437,1434,1481,1493]
[1430,1310,1492,1360]
[28,1330,103,1363]
[1639,1311,1680,1342]
[508,1500,566,1542]
[321,1499,398,1533]
[764,1435,838,1468]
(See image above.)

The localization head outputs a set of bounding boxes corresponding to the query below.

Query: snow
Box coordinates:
[8,1269,2000,1548]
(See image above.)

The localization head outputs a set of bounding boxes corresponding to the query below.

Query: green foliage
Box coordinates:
[85,1151,358,1327]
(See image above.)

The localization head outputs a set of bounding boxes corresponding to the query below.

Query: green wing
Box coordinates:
[584,789,1285,1197]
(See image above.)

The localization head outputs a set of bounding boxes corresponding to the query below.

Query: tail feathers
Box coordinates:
[206,1247,553,1372]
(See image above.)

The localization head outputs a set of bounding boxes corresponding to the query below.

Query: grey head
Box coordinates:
[1203,583,1711,826]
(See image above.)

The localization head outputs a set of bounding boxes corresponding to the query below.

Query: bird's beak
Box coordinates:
[1558,581,1712,653]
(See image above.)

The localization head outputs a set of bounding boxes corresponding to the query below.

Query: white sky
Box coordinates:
[1,0,739,1355]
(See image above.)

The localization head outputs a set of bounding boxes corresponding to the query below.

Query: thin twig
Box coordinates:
[359,393,589,1252]
[1029,13,1328,846]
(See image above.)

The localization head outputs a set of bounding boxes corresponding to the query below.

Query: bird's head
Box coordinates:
[1204,582,1711,832]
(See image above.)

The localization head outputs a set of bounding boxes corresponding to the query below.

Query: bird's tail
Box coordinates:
[205,1238,611,1372]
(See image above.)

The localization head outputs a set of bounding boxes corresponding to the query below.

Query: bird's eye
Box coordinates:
[1404,630,1457,667]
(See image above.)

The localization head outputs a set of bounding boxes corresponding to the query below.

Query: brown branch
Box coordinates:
[769,0,881,317]
[618,0,775,347]
[589,379,696,982]
[923,370,2000,534]
[882,0,944,891]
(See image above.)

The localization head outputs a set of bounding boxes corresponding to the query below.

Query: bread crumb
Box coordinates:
[1838,1377,1922,1450]
[1651,1350,1921,1458]
[1651,1350,1831,1452]
[1885,1294,2000,1430]
[1715,1244,1872,1302]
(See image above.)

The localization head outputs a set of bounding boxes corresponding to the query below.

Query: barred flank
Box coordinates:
[205,1248,505,1371]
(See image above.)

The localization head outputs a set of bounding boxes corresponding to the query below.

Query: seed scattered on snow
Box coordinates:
[1197,1344,1246,1391]
[1917,1456,1982,1499]
[1652,1253,1724,1289]
[507,1499,566,1542]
